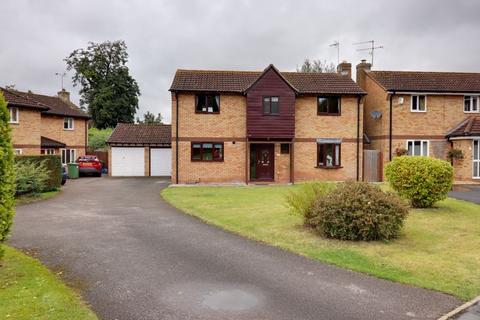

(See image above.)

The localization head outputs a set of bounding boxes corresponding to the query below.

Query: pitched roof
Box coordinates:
[19,91,90,119]
[170,66,365,95]
[446,116,480,138]
[0,88,49,110]
[368,70,480,93]
[41,136,66,148]
[107,123,172,145]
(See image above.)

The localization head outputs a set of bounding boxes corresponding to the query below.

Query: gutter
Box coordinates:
[175,92,179,184]
[356,95,361,181]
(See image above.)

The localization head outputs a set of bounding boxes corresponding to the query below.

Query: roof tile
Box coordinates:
[107,123,172,145]
[446,116,480,137]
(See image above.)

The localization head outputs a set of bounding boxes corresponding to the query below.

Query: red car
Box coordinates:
[77,155,102,177]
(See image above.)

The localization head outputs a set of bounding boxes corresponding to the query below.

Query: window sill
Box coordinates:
[191,160,224,162]
[64,128,74,131]
[195,111,220,115]
[317,113,341,116]
[9,122,19,125]
[315,165,343,169]
[464,111,480,114]
[410,110,427,113]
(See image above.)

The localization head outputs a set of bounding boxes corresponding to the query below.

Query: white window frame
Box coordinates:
[410,95,427,112]
[42,149,55,155]
[473,140,480,179]
[14,149,22,155]
[61,149,76,164]
[64,117,74,130]
[406,140,429,157]
[9,107,19,124]
[464,96,479,113]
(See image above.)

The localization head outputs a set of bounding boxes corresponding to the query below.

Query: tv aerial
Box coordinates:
[353,40,383,66]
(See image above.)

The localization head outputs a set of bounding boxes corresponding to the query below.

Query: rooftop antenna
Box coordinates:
[55,72,66,90]
[329,41,340,65]
[353,40,383,66]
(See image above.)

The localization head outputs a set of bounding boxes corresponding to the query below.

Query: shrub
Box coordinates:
[285,182,335,218]
[14,155,62,192]
[0,93,16,260]
[385,156,453,208]
[306,182,409,241]
[88,127,113,150]
[14,160,50,195]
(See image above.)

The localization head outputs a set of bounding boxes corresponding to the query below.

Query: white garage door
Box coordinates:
[150,148,172,176]
[111,147,145,176]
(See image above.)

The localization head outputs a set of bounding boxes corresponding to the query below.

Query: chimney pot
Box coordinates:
[57,89,70,103]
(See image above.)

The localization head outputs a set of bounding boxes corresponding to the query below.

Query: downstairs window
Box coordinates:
[191,142,223,161]
[317,143,341,168]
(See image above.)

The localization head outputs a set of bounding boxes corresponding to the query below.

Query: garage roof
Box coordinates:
[107,123,172,146]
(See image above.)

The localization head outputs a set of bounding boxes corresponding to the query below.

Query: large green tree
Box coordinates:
[0,93,16,261]
[65,40,140,129]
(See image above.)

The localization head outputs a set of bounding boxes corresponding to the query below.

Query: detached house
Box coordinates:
[1,87,89,163]
[357,60,480,183]
[169,63,365,184]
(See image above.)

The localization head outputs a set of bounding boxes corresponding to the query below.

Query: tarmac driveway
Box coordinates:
[10,177,460,320]
[449,184,480,204]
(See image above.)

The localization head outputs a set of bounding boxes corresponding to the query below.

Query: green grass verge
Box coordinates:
[162,185,480,301]
[16,190,60,206]
[0,245,97,319]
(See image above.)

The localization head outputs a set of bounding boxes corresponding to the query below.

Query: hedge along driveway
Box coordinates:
[162,185,480,301]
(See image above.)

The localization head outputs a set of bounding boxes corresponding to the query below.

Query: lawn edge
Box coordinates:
[0,245,98,319]
[160,189,465,301]
[438,295,480,320]
[15,189,61,206]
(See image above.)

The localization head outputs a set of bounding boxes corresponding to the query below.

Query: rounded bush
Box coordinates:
[385,156,453,208]
[306,182,408,241]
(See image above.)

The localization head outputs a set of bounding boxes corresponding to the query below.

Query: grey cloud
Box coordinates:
[2,0,480,124]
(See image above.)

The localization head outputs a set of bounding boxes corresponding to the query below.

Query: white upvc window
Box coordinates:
[411,95,427,112]
[9,107,19,123]
[61,149,76,164]
[473,140,480,179]
[64,117,74,130]
[406,140,429,156]
[464,96,479,113]
[41,149,55,155]
[14,149,22,155]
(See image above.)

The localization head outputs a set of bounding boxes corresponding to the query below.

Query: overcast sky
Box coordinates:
[2,0,480,123]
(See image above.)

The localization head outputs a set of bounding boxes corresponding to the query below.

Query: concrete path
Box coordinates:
[10,177,460,320]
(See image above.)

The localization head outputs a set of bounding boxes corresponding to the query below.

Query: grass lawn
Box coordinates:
[162,185,480,301]
[0,245,97,320]
[16,190,60,206]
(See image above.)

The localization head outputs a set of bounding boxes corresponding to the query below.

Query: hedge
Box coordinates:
[14,155,62,192]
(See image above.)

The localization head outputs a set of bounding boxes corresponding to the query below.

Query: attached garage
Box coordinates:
[107,123,172,177]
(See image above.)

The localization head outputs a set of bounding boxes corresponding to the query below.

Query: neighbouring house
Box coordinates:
[169,63,365,184]
[107,123,172,177]
[357,60,480,183]
[1,87,90,164]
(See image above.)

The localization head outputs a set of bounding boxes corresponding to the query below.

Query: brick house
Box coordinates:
[169,63,365,184]
[1,87,90,163]
[357,60,480,183]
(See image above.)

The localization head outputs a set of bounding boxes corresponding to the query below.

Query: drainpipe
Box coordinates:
[175,92,179,184]
[356,95,361,181]
[389,92,395,161]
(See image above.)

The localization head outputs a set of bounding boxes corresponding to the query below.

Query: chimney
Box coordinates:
[57,89,70,103]
[337,60,352,78]
[356,59,372,89]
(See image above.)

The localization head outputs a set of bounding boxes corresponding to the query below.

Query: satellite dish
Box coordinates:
[370,110,382,120]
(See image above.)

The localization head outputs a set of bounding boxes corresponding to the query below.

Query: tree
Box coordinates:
[88,127,114,150]
[136,111,163,125]
[65,40,140,129]
[0,93,16,261]
[297,59,336,73]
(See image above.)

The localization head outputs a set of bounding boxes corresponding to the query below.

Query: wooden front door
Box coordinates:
[255,144,274,181]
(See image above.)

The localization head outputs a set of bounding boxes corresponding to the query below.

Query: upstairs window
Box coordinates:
[407,140,429,156]
[195,94,220,113]
[317,97,340,115]
[263,96,279,114]
[464,96,479,113]
[191,142,223,161]
[9,107,19,123]
[411,95,426,112]
[317,143,341,168]
[64,117,74,130]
